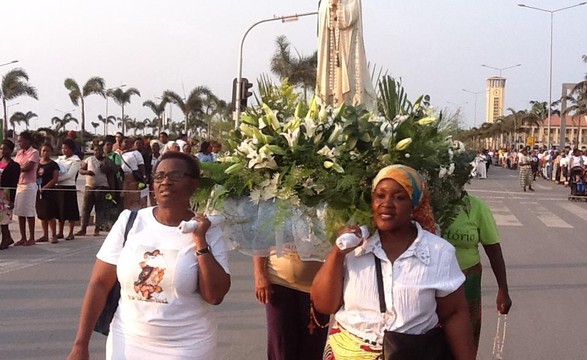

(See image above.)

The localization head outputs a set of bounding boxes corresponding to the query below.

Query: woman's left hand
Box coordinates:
[496,288,512,314]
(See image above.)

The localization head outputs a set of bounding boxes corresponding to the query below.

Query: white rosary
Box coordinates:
[492,313,508,359]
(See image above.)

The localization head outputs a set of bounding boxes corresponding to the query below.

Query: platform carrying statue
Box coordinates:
[316,0,377,111]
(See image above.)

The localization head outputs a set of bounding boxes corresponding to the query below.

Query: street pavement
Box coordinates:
[1,166,587,359]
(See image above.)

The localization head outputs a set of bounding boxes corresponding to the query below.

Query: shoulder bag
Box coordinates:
[374,255,455,360]
[94,210,138,335]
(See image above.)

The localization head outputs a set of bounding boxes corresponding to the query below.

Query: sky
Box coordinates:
[3,0,587,133]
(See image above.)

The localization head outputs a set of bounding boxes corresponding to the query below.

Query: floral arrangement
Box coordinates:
[198,78,472,259]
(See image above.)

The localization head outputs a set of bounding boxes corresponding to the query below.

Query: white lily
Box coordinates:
[317,145,336,159]
[327,123,343,144]
[280,127,300,148]
[439,167,448,178]
[251,152,278,170]
[303,117,318,138]
[237,140,257,156]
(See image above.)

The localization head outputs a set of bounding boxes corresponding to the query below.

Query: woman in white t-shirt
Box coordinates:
[67,152,231,360]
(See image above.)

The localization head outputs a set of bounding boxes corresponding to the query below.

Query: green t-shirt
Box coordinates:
[442,195,500,270]
[107,152,122,166]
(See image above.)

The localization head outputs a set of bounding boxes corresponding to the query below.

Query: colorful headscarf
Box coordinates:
[372,164,436,233]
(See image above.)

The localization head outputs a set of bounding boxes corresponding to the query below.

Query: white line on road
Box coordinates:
[486,201,523,226]
[559,202,587,220]
[525,203,574,229]
[535,214,573,228]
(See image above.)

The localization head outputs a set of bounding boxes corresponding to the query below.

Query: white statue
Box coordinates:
[316,0,377,111]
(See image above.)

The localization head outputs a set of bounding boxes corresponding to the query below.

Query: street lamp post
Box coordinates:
[518,2,587,149]
[234,12,318,128]
[105,84,126,135]
[481,63,522,77]
[462,89,487,128]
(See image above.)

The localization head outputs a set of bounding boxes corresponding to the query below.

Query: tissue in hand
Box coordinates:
[335,226,369,250]
[178,220,199,234]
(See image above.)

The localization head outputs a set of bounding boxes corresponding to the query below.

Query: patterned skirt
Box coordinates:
[323,322,382,360]
[519,166,532,187]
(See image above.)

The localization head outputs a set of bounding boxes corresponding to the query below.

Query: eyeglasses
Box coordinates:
[153,171,194,183]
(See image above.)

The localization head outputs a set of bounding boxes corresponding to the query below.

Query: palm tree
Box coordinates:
[51,113,78,133]
[202,94,230,140]
[270,35,317,99]
[143,98,168,134]
[503,108,541,149]
[144,117,158,135]
[108,87,141,134]
[163,86,212,135]
[90,121,100,135]
[64,77,105,147]
[9,111,37,132]
[134,120,145,135]
[563,82,587,146]
[97,114,116,136]
[1,68,38,139]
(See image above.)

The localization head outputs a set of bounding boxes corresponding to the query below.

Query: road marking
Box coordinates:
[486,201,523,226]
[559,203,587,220]
[535,214,573,228]
[526,203,574,228]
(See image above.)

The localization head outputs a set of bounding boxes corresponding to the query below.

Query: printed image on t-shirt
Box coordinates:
[128,247,178,304]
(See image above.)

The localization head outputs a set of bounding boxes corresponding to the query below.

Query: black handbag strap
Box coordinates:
[374,254,387,313]
[123,210,138,247]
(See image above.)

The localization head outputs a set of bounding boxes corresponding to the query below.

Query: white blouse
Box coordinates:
[334,222,465,345]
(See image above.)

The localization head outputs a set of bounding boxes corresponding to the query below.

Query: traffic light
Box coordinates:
[231,78,254,111]
[240,78,253,109]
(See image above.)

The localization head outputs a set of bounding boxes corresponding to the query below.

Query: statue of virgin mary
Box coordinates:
[316,0,377,111]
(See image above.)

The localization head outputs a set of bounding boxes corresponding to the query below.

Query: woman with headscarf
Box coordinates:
[311,164,475,359]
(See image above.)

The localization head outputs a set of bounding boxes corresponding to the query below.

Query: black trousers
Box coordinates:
[265,284,329,360]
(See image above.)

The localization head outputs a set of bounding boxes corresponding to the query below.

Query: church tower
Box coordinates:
[486,77,506,123]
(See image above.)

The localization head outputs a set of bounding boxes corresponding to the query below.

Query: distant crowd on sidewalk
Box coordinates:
[0,130,224,251]
[470,145,587,191]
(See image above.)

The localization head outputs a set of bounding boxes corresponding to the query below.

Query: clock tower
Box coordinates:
[486,77,506,123]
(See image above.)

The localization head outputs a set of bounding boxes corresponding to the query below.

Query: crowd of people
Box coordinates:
[0,130,223,250]
[472,145,587,192]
